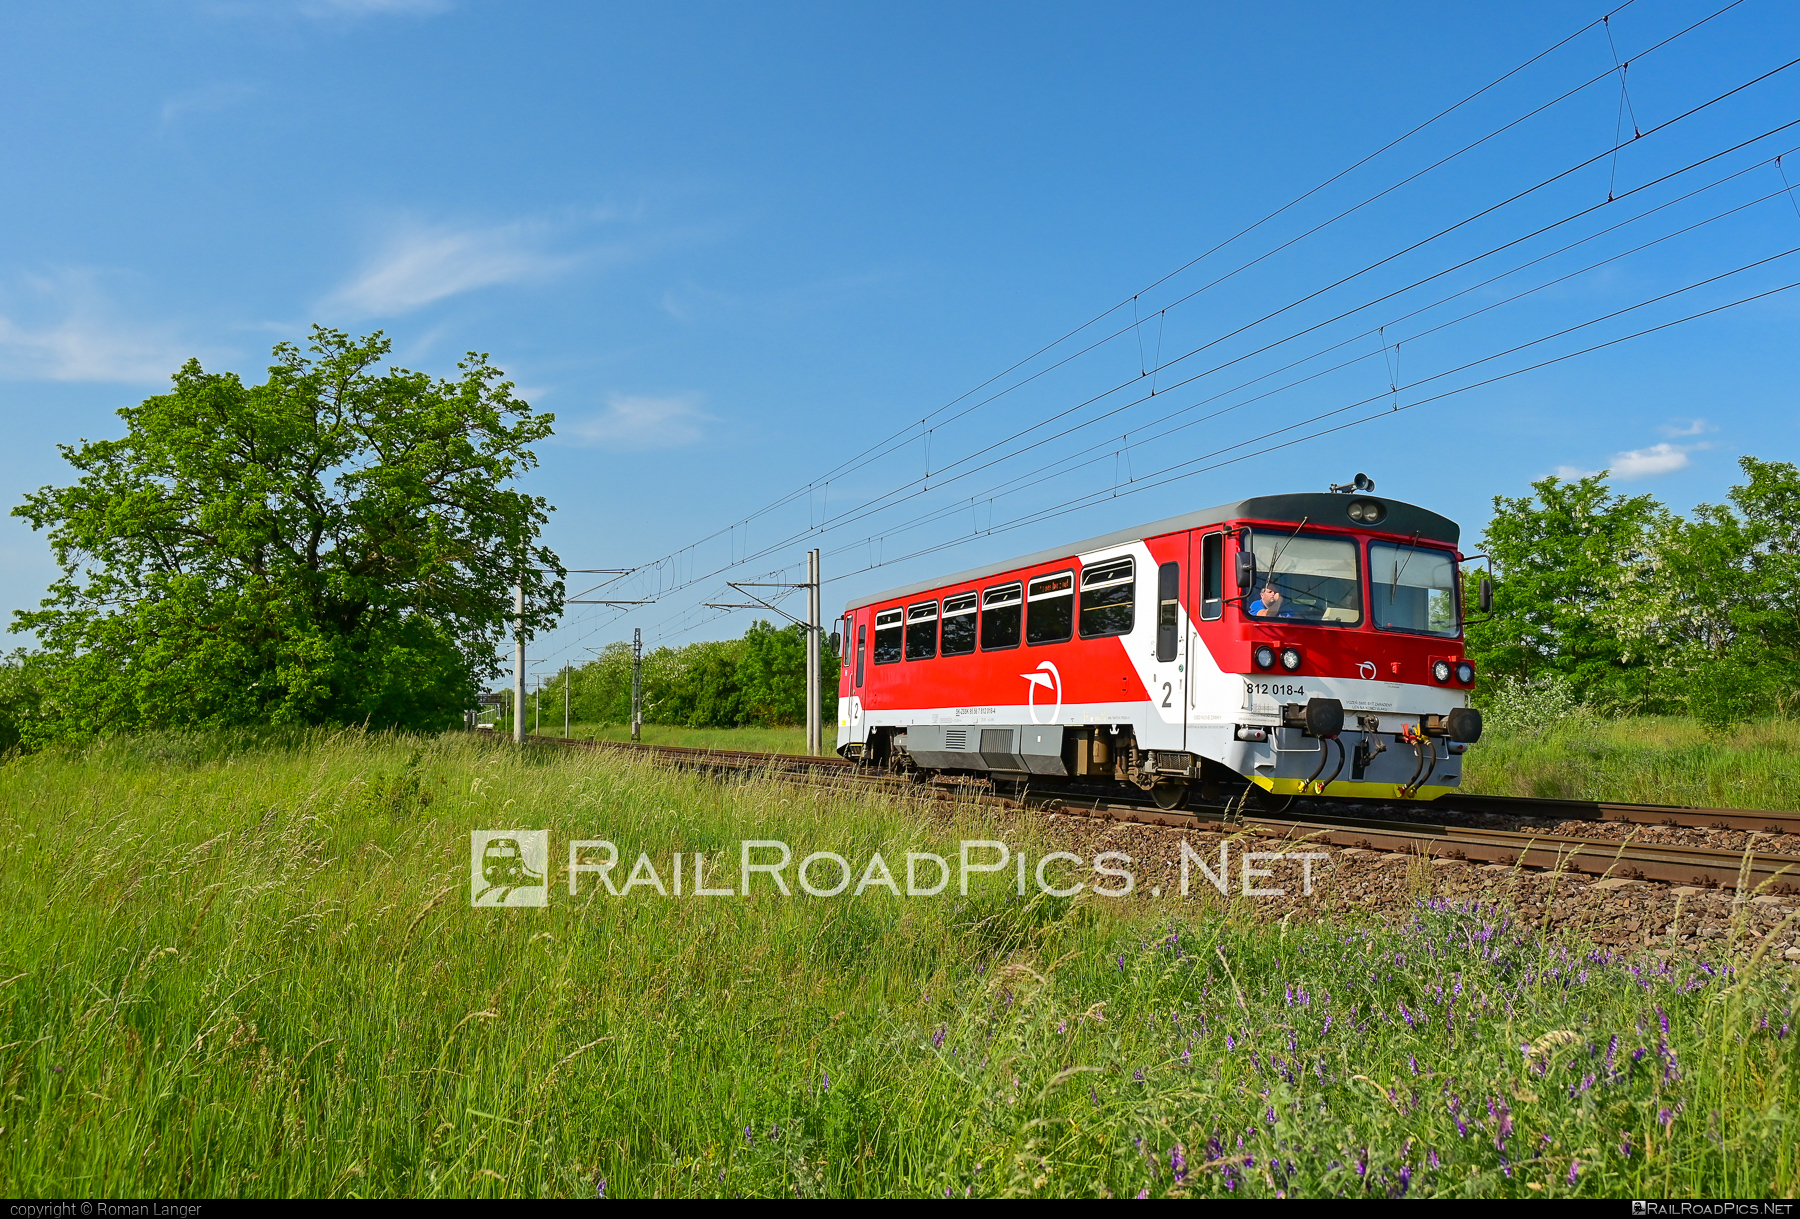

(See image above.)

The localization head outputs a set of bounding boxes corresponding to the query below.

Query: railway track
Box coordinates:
[517,733,1800,893]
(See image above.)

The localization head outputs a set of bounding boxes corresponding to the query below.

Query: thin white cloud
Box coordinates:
[297,0,451,15]
[1612,442,1702,479]
[1553,464,1597,480]
[159,82,258,130]
[566,393,714,450]
[1658,417,1715,438]
[0,271,199,383]
[327,218,580,316]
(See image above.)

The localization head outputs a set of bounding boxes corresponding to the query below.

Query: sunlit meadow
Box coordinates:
[0,730,1793,1197]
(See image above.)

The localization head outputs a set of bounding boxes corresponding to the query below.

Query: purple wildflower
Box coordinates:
[1568,1158,1579,1186]
[1428,1149,1440,1170]
[1398,1165,1412,1195]
[1135,1190,1148,1199]
[1171,1144,1187,1183]
[932,1025,947,1049]
[1181,1048,1191,1067]
[1658,1107,1673,1130]
[1658,1007,1670,1037]
[1226,1034,1235,1051]
[1117,954,1125,972]
[596,1179,607,1198]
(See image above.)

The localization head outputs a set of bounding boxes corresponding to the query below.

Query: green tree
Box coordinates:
[546,620,841,730]
[1599,457,1800,726]
[0,649,53,754]
[12,327,562,741]
[1465,472,1666,710]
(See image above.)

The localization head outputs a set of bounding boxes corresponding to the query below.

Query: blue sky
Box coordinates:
[2,0,1796,681]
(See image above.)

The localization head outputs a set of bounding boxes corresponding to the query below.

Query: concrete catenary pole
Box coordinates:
[631,628,643,743]
[563,662,571,738]
[513,580,526,745]
[806,548,821,756]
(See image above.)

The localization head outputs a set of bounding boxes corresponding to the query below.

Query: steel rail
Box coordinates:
[514,735,1800,892]
[1432,792,1800,835]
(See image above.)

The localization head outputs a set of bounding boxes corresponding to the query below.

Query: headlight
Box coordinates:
[1432,659,1452,683]
[1455,660,1475,684]
[1279,646,1302,672]
[1348,499,1386,524]
[1254,645,1276,670]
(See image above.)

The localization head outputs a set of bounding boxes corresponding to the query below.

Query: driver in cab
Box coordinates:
[1250,583,1290,618]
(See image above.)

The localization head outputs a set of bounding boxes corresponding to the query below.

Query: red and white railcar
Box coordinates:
[834,489,1485,807]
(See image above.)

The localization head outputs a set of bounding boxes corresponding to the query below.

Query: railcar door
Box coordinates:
[1148,539,1189,751]
[1187,529,1228,744]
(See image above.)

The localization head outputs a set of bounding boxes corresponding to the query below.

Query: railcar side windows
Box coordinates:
[873,608,904,664]
[1200,532,1223,620]
[980,583,1022,650]
[905,600,939,660]
[855,624,867,687]
[1078,556,1134,638]
[1026,571,1075,645]
[941,592,978,655]
[1156,562,1180,662]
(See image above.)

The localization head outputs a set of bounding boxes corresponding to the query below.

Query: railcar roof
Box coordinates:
[842,492,1460,612]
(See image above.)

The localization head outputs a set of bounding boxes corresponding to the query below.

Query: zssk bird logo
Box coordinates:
[1022,660,1062,724]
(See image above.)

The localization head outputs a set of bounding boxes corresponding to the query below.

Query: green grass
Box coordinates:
[1464,716,1800,810]
[0,729,1794,1197]
[542,721,810,753]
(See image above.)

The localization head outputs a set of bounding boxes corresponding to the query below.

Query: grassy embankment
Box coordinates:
[540,721,809,754]
[0,729,1793,1198]
[1463,716,1800,810]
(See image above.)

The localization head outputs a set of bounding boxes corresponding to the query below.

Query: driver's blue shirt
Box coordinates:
[1249,598,1296,617]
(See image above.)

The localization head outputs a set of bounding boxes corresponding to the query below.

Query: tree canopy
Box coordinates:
[10,327,562,742]
[1467,456,1800,726]
[547,620,839,729]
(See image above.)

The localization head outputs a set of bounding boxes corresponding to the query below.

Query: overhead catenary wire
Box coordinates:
[818,272,1800,588]
[570,1,1689,599]
[795,164,1800,559]
[577,95,1800,624]
[532,3,1776,659]
[545,129,1796,662]
[639,260,1799,645]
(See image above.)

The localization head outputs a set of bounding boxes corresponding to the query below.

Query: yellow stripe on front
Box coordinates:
[1248,775,1457,802]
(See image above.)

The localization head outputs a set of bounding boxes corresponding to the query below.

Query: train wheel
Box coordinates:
[1151,782,1188,811]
